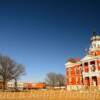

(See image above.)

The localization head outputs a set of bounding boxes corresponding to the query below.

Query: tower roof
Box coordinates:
[91,32,100,42]
[92,31,97,37]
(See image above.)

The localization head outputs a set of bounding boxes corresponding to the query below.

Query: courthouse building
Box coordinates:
[65,32,100,90]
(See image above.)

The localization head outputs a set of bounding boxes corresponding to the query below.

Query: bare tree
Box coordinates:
[56,74,66,87]
[45,72,57,87]
[45,72,66,88]
[0,55,25,91]
[13,64,25,91]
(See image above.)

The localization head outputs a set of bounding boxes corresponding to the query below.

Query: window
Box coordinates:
[76,77,78,84]
[69,78,71,84]
[69,68,72,76]
[80,67,83,74]
[84,62,88,66]
[91,64,96,72]
[75,67,78,75]
[90,61,95,65]
[66,68,69,76]
[84,62,89,72]
[90,61,96,72]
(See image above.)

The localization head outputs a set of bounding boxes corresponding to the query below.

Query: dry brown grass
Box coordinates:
[0,90,100,100]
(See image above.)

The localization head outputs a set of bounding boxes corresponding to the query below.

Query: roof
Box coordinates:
[65,62,74,66]
[65,61,81,68]
[81,55,94,61]
[65,61,75,68]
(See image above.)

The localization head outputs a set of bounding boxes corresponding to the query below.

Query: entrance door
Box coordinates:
[85,77,90,86]
[92,76,97,86]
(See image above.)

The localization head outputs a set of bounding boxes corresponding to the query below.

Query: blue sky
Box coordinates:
[0,0,100,82]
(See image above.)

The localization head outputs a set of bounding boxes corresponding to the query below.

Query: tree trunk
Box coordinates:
[15,78,18,91]
[3,80,6,91]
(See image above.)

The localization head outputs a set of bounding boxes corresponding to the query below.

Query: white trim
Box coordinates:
[81,56,100,63]
[65,62,81,68]
[83,71,100,78]
[90,48,100,51]
[81,55,94,62]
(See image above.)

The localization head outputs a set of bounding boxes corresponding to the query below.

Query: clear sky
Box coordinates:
[0,0,100,82]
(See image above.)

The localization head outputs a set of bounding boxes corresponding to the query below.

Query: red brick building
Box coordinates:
[65,32,100,90]
[65,58,82,90]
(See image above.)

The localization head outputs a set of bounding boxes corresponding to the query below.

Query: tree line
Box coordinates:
[0,55,25,91]
[0,54,66,91]
[45,72,66,88]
